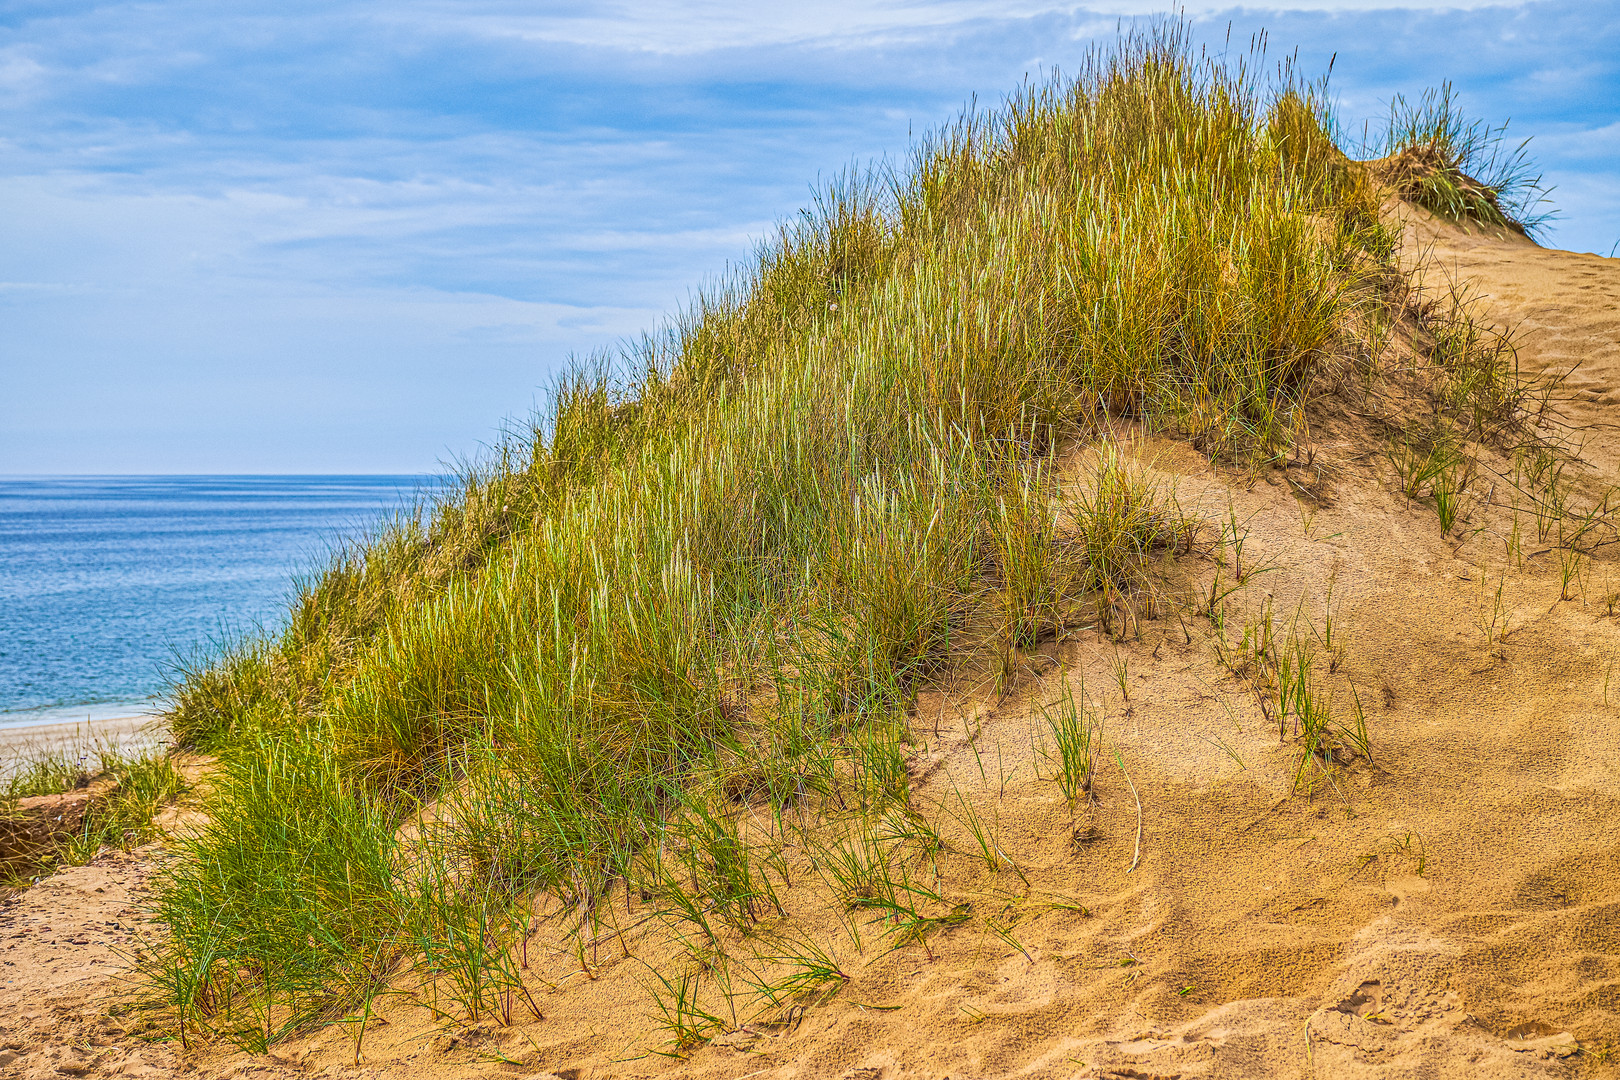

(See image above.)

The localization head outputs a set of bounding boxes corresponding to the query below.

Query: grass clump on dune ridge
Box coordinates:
[147,24,1505,1048]
[1370,82,1554,239]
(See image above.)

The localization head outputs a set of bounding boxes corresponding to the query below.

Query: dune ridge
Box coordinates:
[4,26,1619,1080]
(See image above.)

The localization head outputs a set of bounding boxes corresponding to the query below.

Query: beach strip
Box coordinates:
[0,715,166,772]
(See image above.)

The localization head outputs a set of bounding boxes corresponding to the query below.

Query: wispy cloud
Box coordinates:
[1,1,1614,471]
[389,1,1535,56]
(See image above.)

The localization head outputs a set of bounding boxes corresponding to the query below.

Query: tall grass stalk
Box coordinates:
[1040,680,1100,804]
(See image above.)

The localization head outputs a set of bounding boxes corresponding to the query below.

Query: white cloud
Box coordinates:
[393,0,1533,57]
[1531,120,1620,161]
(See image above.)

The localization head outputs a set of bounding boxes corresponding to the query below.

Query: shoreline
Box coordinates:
[0,714,166,767]
[0,701,161,730]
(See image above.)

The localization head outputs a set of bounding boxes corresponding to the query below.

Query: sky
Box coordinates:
[2,1,1616,475]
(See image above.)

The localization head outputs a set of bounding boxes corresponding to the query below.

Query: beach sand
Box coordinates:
[0,714,166,774]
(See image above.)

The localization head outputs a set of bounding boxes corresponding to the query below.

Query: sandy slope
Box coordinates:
[1409,215,1620,479]
[2,217,1618,1080]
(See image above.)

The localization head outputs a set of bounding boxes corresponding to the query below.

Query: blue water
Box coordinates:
[0,476,436,729]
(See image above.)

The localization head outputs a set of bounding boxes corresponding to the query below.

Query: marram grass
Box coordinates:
[146,24,1540,1048]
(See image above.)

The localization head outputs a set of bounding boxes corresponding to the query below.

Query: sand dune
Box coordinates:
[1412,213,1620,478]
[3,217,1618,1079]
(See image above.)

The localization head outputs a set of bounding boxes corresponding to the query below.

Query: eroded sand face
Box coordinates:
[2,219,1617,1080]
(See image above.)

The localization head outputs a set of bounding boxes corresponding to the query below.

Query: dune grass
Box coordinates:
[1,747,98,802]
[1,743,186,889]
[143,23,1545,1050]
[1370,82,1554,239]
[63,752,187,861]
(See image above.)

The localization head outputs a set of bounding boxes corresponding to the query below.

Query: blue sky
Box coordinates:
[2,1,1616,474]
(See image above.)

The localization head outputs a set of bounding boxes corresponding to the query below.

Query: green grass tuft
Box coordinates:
[1371,82,1554,238]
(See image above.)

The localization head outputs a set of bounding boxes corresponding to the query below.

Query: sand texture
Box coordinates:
[2,215,1618,1078]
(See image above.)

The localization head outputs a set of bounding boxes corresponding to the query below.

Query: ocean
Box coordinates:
[0,475,435,730]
